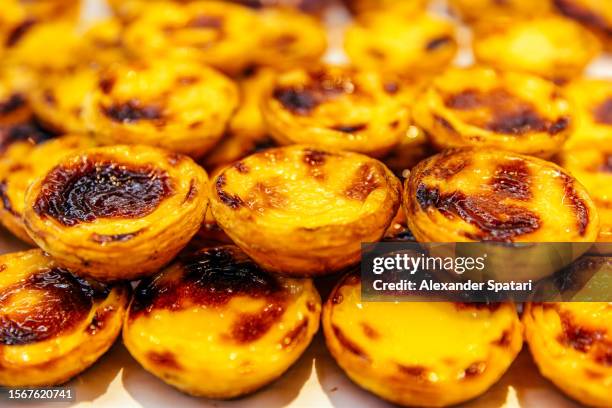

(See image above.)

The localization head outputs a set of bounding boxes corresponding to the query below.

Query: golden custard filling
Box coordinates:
[210,145,400,275]
[563,78,612,149]
[124,245,321,398]
[524,302,612,407]
[405,148,600,242]
[0,249,129,387]
[344,11,457,75]
[412,67,572,157]
[84,59,238,157]
[473,16,601,81]
[323,273,523,407]
[263,65,410,157]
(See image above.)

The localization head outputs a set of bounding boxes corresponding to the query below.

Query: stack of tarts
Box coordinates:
[0,1,611,407]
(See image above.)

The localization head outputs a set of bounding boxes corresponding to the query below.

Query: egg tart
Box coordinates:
[30,67,98,135]
[201,67,276,171]
[210,145,401,276]
[405,148,600,242]
[123,1,258,75]
[262,65,411,158]
[448,0,553,24]
[524,302,612,407]
[554,0,612,49]
[78,18,128,68]
[344,12,457,76]
[0,134,95,244]
[473,16,601,81]
[563,78,612,149]
[253,8,326,70]
[559,149,612,242]
[124,245,321,398]
[323,272,523,407]
[23,145,209,281]
[412,67,572,158]
[83,60,238,158]
[0,249,129,387]
[4,21,82,75]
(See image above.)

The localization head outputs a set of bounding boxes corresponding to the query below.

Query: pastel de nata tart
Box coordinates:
[0,249,129,387]
[262,65,411,158]
[123,1,258,75]
[201,67,276,171]
[412,67,572,158]
[524,302,612,407]
[123,245,321,398]
[83,59,238,158]
[210,145,401,276]
[343,0,427,16]
[344,12,457,75]
[3,21,82,74]
[30,67,98,134]
[473,16,601,81]
[323,273,523,407]
[404,148,600,242]
[77,18,128,68]
[559,150,612,242]
[0,134,95,244]
[563,78,612,149]
[23,144,209,281]
[448,0,553,24]
[555,0,612,49]
[253,8,327,70]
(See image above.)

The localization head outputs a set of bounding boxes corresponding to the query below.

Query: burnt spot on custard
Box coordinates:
[188,15,224,29]
[331,124,368,133]
[273,70,358,115]
[593,98,612,126]
[233,161,249,174]
[5,19,36,47]
[0,268,109,345]
[303,148,329,180]
[33,158,173,226]
[130,246,286,316]
[425,35,453,51]
[0,118,59,152]
[396,364,427,380]
[361,322,380,340]
[422,150,469,180]
[491,160,532,200]
[244,182,288,212]
[98,76,116,94]
[90,230,144,244]
[148,351,182,370]
[416,184,541,241]
[444,88,568,136]
[184,179,198,203]
[281,318,309,348]
[554,0,612,36]
[558,172,590,236]
[345,163,381,201]
[463,362,486,379]
[102,99,164,124]
[0,180,17,216]
[332,324,370,361]
[86,305,115,335]
[231,303,285,343]
[494,329,513,347]
[215,173,244,209]
[0,93,27,116]
[556,310,612,366]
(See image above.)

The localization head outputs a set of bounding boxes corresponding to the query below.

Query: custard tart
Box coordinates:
[554,0,612,49]
[563,78,612,149]
[30,67,98,135]
[210,145,401,276]
[262,65,411,158]
[473,16,601,81]
[78,18,128,68]
[344,12,457,75]
[559,149,612,242]
[323,273,523,407]
[123,1,258,75]
[0,134,95,244]
[404,148,600,242]
[0,249,129,386]
[524,302,612,407]
[123,245,321,398]
[83,59,238,158]
[253,8,327,70]
[23,145,209,281]
[412,67,572,158]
